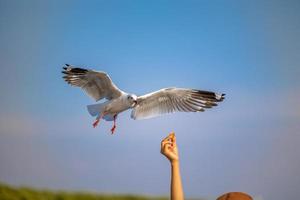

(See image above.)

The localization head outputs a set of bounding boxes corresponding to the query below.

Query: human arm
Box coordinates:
[161,133,184,200]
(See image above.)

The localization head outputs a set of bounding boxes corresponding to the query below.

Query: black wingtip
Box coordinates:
[61,65,89,75]
[62,66,69,74]
[217,93,226,102]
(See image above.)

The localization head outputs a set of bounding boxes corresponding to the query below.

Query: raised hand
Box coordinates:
[161,132,179,164]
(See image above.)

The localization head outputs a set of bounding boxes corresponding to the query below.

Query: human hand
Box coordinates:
[161,132,179,164]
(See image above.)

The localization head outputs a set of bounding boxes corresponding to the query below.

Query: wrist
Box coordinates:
[170,159,179,166]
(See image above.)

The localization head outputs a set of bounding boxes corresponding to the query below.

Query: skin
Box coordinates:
[161,132,184,200]
[160,133,253,200]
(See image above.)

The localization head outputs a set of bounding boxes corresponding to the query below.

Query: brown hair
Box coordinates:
[216,192,253,200]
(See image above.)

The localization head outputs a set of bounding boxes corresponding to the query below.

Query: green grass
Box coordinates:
[0,183,167,200]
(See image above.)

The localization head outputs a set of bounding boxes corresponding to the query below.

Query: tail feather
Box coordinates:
[87,102,107,117]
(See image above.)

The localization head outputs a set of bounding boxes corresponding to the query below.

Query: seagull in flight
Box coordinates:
[62,64,225,134]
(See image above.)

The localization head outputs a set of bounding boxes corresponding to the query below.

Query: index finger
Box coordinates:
[169,132,175,139]
[162,133,172,142]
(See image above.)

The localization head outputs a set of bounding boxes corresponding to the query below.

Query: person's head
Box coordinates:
[216,192,253,200]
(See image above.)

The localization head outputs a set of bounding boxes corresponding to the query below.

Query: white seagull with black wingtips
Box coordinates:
[62,64,225,134]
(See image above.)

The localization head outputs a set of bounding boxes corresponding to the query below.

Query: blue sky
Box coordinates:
[0,0,299,199]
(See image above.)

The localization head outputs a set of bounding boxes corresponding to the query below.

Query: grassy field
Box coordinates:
[0,183,168,200]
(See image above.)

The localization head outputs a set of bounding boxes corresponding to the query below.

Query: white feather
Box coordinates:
[87,102,107,116]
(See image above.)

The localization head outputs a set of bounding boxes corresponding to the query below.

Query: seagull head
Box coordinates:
[127,94,138,107]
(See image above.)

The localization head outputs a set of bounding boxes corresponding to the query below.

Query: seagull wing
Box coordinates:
[62,64,123,101]
[131,87,225,120]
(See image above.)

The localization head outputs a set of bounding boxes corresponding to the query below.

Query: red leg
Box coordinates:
[93,119,99,128]
[110,114,117,134]
[93,113,104,128]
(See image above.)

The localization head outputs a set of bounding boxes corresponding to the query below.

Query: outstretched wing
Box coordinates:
[131,87,225,120]
[62,64,123,101]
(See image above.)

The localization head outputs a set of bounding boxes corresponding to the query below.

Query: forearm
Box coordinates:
[170,161,184,200]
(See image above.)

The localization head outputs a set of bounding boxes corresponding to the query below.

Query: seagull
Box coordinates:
[62,64,225,134]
